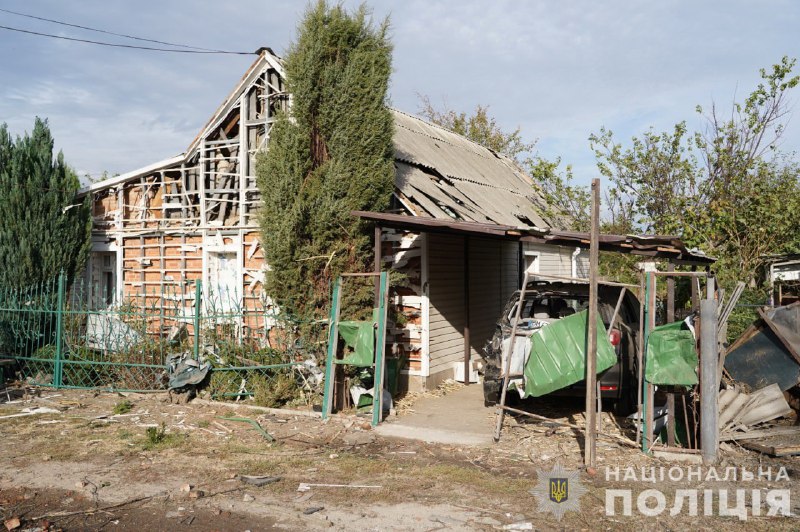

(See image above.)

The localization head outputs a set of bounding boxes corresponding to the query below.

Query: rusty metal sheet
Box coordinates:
[725,304,800,391]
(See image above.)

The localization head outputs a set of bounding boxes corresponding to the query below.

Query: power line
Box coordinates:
[0,7,227,52]
[0,24,256,55]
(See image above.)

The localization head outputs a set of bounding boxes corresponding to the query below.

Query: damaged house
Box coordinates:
[79,48,597,391]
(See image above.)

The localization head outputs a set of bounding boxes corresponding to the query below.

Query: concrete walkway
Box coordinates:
[376,384,495,446]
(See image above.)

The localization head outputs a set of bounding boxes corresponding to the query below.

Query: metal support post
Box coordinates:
[666,263,676,446]
[322,277,342,420]
[372,271,389,426]
[700,298,719,464]
[193,280,201,360]
[54,271,65,388]
[464,236,471,385]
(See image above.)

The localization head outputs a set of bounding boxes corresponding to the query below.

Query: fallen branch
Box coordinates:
[190,398,321,418]
[31,484,250,521]
[217,416,274,441]
[31,492,165,520]
[500,406,637,448]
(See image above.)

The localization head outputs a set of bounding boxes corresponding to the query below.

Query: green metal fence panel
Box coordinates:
[0,274,325,405]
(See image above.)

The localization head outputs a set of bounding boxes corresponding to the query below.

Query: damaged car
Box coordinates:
[480,280,640,415]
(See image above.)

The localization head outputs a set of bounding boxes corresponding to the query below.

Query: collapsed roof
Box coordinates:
[78,49,562,232]
[391,109,561,229]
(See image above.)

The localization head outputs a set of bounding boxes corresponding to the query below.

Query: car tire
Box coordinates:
[483,379,501,406]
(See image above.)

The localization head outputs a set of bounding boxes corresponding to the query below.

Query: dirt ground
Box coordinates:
[0,384,798,531]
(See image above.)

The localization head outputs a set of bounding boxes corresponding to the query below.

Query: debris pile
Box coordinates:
[718,383,795,442]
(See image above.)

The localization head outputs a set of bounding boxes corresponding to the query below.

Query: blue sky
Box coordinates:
[1,1,798,186]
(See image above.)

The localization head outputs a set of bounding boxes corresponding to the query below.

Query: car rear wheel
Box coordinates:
[613,333,638,416]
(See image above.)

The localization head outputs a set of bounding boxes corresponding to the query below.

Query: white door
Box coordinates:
[90,251,117,308]
[207,251,239,312]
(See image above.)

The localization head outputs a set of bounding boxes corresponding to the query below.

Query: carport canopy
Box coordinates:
[353,210,715,265]
[353,209,714,394]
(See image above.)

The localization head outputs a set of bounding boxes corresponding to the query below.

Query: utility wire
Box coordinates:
[0,7,227,52]
[0,24,256,55]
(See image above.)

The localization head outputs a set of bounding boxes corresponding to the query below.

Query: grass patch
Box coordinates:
[237,455,314,476]
[140,422,185,451]
[112,400,133,415]
[197,419,210,428]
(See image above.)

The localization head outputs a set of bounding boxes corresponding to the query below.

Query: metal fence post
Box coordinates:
[54,271,66,388]
[700,297,719,464]
[193,280,201,360]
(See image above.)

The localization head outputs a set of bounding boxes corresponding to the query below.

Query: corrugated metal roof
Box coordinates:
[391,109,563,230]
[80,56,569,234]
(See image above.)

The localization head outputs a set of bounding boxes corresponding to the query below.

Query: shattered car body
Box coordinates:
[480,281,640,414]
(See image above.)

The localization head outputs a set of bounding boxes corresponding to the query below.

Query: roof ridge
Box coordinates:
[389,107,506,159]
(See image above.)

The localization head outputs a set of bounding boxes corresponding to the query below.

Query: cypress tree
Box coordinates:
[257,1,394,319]
[0,118,92,288]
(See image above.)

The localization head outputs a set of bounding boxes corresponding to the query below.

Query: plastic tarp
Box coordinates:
[336,309,378,367]
[522,310,617,397]
[644,320,698,386]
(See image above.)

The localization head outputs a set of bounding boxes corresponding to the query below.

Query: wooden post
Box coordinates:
[666,263,675,323]
[690,266,699,312]
[585,178,600,468]
[463,236,471,385]
[700,297,719,464]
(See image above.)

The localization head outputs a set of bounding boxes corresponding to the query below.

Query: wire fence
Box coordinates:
[0,272,327,406]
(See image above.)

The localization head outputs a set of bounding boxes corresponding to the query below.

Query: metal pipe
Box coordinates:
[464,236,471,385]
[584,178,600,467]
[374,225,382,306]
[493,271,531,441]
[700,298,719,464]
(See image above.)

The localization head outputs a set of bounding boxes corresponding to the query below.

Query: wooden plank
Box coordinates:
[721,426,800,442]
[741,434,800,456]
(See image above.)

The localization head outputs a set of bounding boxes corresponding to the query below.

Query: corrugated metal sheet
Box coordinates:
[392,110,560,230]
[725,302,800,391]
[521,309,617,397]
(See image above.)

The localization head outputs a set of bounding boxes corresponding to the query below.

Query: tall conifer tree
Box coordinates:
[0,118,91,288]
[257,1,394,317]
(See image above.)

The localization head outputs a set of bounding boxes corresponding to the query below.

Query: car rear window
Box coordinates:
[505,296,585,323]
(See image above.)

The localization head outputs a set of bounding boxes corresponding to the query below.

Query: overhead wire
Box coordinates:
[0,7,229,52]
[0,25,256,54]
